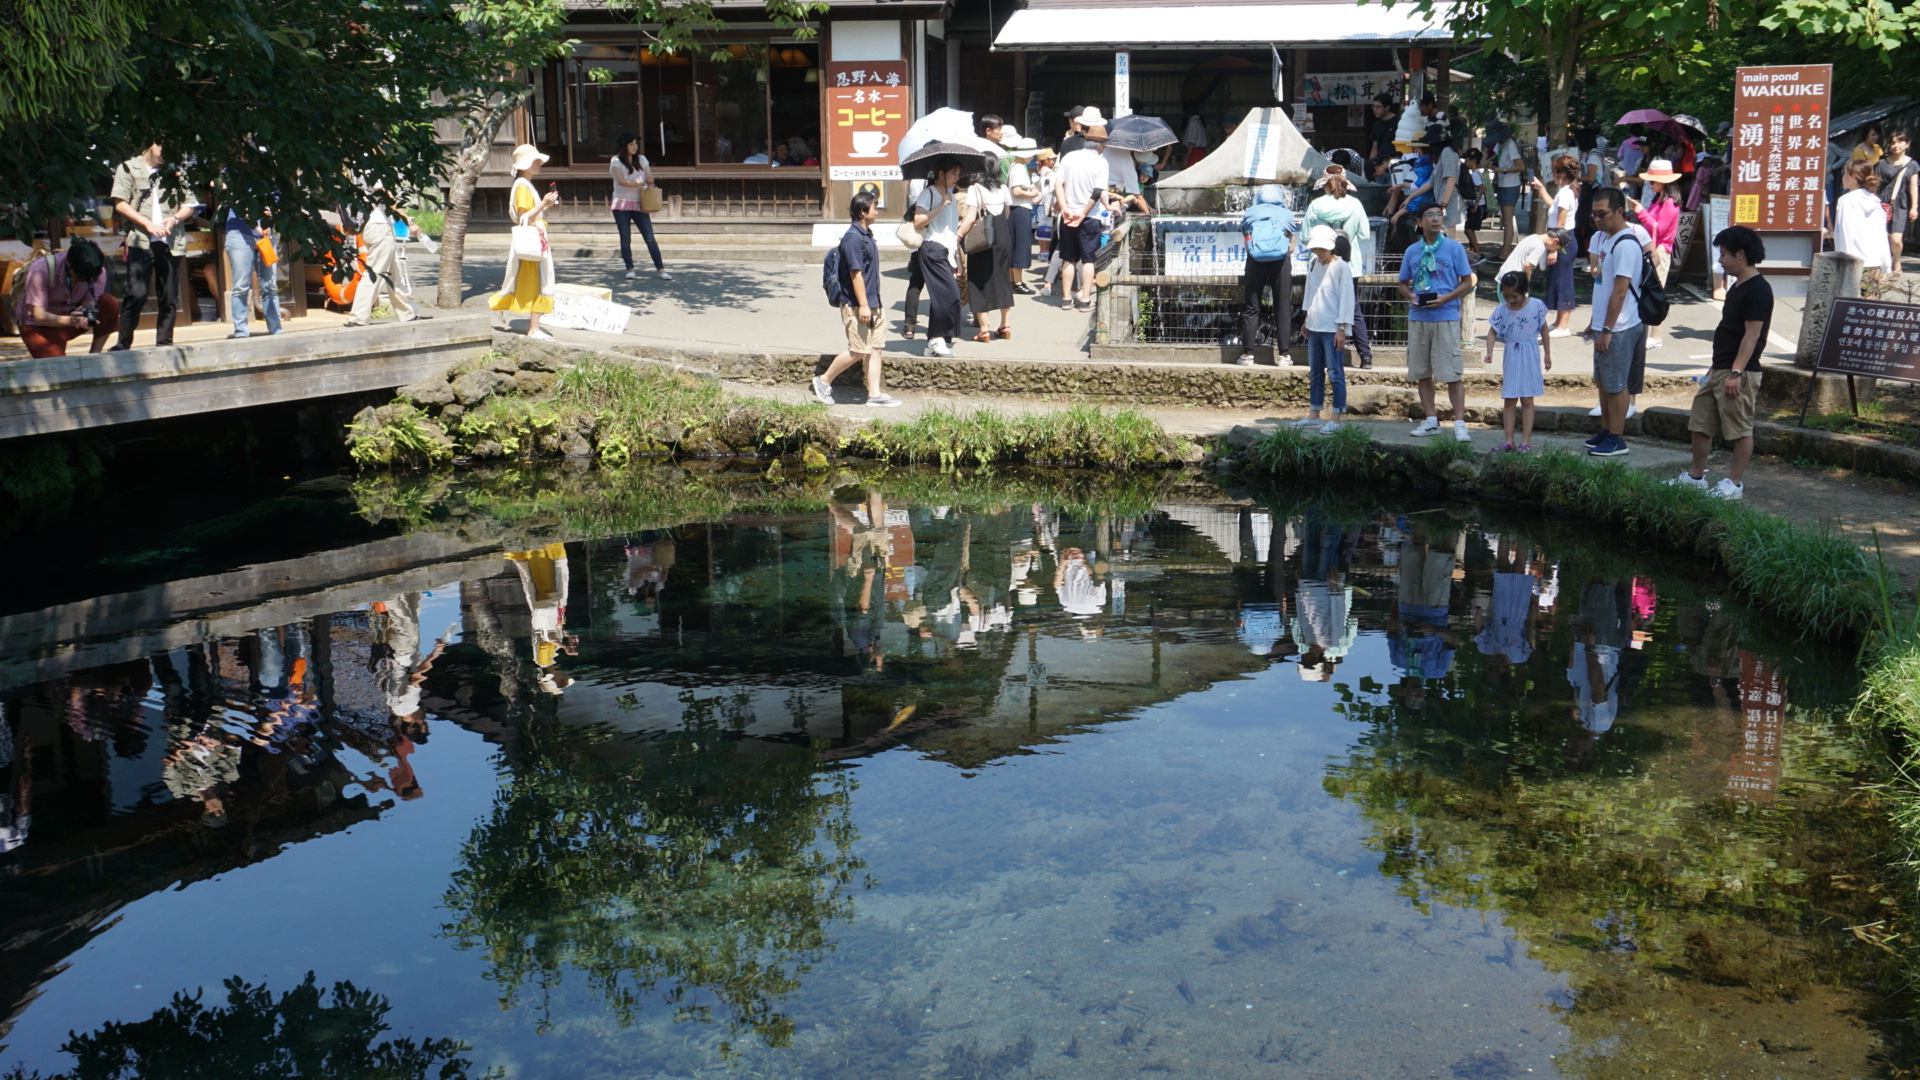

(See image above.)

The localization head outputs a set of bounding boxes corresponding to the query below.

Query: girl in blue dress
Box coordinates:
[1484,270,1552,451]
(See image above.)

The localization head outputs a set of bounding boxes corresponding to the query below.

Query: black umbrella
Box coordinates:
[1103,114,1178,153]
[900,140,997,180]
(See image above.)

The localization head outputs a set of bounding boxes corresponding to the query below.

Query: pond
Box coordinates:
[0,468,1905,1079]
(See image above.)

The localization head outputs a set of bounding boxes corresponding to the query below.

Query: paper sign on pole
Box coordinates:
[1114,52,1131,118]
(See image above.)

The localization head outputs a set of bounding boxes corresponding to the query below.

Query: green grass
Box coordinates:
[846,404,1190,470]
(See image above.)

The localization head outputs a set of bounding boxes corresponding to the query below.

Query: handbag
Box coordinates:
[639,187,665,214]
[510,224,547,261]
[255,233,278,267]
[961,195,992,255]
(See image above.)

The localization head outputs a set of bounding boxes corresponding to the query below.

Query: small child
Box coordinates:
[1290,225,1355,433]
[1483,270,1552,451]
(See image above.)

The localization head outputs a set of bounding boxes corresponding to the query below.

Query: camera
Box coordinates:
[72,303,99,329]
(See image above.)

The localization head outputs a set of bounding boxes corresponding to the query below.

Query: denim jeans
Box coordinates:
[614,209,663,271]
[225,226,282,336]
[1308,330,1347,413]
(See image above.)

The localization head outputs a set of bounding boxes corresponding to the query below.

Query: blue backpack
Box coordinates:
[822,243,846,307]
[1405,156,1436,214]
[1246,210,1293,262]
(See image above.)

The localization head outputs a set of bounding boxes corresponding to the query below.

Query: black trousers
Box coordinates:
[118,241,179,348]
[921,242,962,343]
[1239,255,1292,356]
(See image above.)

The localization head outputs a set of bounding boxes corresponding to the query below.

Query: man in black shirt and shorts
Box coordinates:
[1669,226,1771,500]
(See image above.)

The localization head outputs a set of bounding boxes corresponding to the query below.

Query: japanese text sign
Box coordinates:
[1730,64,1831,231]
[826,61,909,181]
[1154,217,1245,277]
[1815,298,1920,384]
[1298,72,1397,108]
[1726,653,1786,802]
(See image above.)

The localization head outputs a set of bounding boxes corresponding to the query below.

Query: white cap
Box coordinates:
[1306,224,1339,252]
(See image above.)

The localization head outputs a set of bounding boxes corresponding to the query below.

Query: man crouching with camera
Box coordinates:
[18,239,119,359]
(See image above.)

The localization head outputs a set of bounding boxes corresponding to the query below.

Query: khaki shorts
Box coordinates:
[1407,319,1464,383]
[1689,368,1761,442]
[841,304,880,354]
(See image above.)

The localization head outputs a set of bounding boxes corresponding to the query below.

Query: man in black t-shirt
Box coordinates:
[1669,226,1771,500]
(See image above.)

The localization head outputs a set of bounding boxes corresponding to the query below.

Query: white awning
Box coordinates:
[992,3,1457,49]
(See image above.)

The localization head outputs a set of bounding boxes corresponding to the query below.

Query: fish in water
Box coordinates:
[1176,979,1196,1005]
[885,705,916,731]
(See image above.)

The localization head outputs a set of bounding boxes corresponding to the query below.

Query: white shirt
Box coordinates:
[1549,184,1578,230]
[610,156,651,203]
[1102,145,1141,194]
[1498,233,1549,279]
[1835,187,1895,273]
[969,183,1010,217]
[915,187,961,266]
[1495,139,1524,188]
[1302,255,1355,333]
[1057,148,1108,217]
[1589,226,1645,332]
[1435,147,1462,214]
[1007,161,1036,208]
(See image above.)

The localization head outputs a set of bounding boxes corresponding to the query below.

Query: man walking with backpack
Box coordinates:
[1235,184,1297,366]
[813,191,903,408]
[1583,188,1653,457]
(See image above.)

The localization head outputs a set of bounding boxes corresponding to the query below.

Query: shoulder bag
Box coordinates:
[509,181,547,260]
[896,194,926,250]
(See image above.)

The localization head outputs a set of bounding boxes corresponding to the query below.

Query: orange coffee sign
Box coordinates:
[826,61,909,182]
[1729,64,1832,231]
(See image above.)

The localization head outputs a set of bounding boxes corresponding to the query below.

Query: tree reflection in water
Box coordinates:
[440,705,865,1053]
[1,975,476,1080]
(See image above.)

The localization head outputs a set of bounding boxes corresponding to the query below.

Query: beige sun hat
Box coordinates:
[1076,107,1108,128]
[1639,157,1682,184]
[1009,137,1040,156]
[510,144,551,172]
[997,125,1024,146]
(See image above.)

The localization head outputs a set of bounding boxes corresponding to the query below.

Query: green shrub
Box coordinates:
[850,405,1187,470]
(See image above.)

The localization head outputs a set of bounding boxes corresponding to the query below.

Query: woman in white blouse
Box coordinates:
[611,132,671,280]
[1834,160,1894,274]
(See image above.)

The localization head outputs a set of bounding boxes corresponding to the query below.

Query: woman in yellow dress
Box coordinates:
[492,144,560,339]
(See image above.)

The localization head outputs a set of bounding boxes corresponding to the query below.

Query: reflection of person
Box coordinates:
[1474,539,1540,679]
[506,544,577,693]
[163,721,242,826]
[830,493,892,669]
[1569,579,1628,733]
[1292,513,1357,681]
[1054,546,1107,619]
[1387,520,1459,710]
[625,530,677,607]
[0,707,31,853]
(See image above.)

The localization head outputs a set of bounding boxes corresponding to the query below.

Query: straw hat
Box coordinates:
[1639,157,1682,183]
[1313,163,1349,190]
[1076,107,1108,128]
[510,144,551,171]
[1035,147,1058,161]
[1306,224,1340,252]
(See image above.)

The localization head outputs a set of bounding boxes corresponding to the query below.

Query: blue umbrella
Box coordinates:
[1104,114,1178,153]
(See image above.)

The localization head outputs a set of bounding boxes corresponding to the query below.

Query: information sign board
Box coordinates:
[1729,64,1832,231]
[1815,298,1920,384]
[1154,217,1245,277]
[825,61,909,182]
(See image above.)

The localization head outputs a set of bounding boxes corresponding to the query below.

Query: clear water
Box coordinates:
[0,479,1901,1078]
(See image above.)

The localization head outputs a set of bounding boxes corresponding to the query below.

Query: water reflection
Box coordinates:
[0,476,1903,1078]
[7,975,478,1079]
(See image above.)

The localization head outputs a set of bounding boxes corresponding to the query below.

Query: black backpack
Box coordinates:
[822,243,846,307]
[1616,234,1669,327]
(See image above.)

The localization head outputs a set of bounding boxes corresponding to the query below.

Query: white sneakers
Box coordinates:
[928,339,954,357]
[1666,470,1745,499]
[1454,419,1471,443]
[527,328,555,341]
[1587,405,1603,417]
[1549,327,1573,338]
[865,393,903,408]
[1277,357,1297,368]
[1236,353,1256,366]
[811,376,835,405]
[1410,417,1441,437]
[1319,420,1342,434]
[1291,416,1318,428]
[624,268,639,279]
[656,269,674,280]
[1647,337,1664,350]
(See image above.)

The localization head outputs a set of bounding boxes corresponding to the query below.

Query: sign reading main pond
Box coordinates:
[1155,217,1246,277]
[1815,298,1920,384]
[1730,64,1832,231]
[826,61,909,182]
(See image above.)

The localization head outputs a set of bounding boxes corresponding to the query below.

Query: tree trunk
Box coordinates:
[436,91,525,311]
[1544,33,1580,155]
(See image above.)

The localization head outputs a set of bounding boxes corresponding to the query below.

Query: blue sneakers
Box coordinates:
[1587,434,1630,457]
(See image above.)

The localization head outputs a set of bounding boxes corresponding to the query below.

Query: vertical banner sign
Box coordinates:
[1727,653,1786,802]
[1730,64,1832,231]
[825,61,910,182]
[1114,52,1131,118]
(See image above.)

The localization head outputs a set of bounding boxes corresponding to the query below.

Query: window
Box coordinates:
[569,45,641,165]
[640,51,697,167]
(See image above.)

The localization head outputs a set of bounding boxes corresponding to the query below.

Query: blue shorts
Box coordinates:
[1066,218,1103,263]
[1496,186,1520,207]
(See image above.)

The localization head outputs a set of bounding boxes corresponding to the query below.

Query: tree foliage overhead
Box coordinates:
[0,0,145,126]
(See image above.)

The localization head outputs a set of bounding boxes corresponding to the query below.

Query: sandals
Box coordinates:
[902,323,917,339]
[997,327,1013,340]
[971,330,995,343]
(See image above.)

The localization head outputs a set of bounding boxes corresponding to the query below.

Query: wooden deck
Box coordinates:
[0,312,493,441]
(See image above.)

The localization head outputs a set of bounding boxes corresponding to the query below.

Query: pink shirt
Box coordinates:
[1639,196,1679,254]
[20,252,108,328]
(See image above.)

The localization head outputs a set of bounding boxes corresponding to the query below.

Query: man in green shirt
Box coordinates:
[109,142,197,350]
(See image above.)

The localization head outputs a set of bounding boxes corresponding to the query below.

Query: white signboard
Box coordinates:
[1708,194,1731,277]
[830,165,903,181]
[1155,217,1245,277]
[545,291,632,335]
[1114,52,1131,118]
